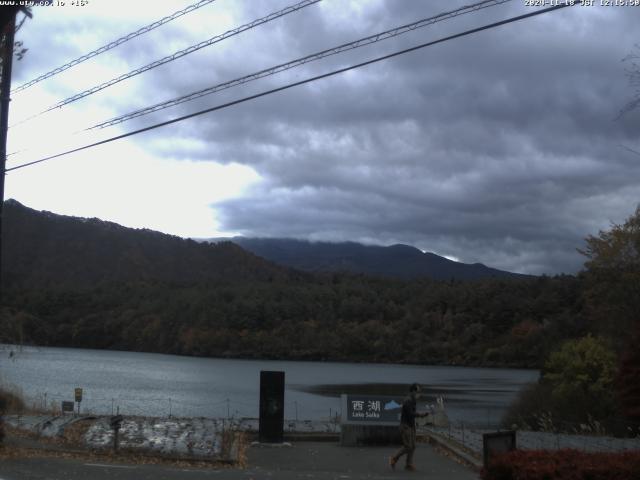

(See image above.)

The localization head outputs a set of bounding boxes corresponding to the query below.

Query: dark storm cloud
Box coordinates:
[138,0,640,276]
[16,0,640,275]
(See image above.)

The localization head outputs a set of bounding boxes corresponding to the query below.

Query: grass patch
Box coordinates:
[0,384,62,415]
[0,386,27,444]
[220,428,248,467]
[0,387,27,414]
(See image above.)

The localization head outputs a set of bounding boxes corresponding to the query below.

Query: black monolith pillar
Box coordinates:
[259,370,285,443]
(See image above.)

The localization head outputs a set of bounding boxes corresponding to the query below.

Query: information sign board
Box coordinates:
[259,371,285,443]
[341,394,403,426]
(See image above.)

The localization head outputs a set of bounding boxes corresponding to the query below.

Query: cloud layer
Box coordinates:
[8,0,640,274]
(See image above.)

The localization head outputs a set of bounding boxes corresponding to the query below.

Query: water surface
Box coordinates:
[0,345,537,426]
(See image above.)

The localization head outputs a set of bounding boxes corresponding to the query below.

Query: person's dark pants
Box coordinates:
[392,424,416,466]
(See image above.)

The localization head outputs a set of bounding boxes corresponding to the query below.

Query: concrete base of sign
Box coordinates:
[251,441,293,448]
[340,424,401,446]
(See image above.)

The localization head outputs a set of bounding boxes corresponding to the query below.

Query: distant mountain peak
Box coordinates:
[218,237,528,281]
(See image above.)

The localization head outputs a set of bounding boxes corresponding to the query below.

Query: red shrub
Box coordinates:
[481,449,640,480]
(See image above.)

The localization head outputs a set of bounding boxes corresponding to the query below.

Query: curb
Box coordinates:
[284,433,339,442]
[245,432,340,443]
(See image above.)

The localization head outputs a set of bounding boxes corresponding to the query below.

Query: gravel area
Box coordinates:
[84,416,223,457]
[5,414,224,457]
[4,414,339,459]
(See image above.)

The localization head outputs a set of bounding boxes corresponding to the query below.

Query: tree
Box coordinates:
[581,205,640,271]
[502,336,618,430]
[578,206,640,346]
[544,336,616,399]
[542,335,617,425]
[620,44,640,118]
[614,324,640,425]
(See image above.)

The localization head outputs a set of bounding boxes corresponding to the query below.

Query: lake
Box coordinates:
[0,345,538,427]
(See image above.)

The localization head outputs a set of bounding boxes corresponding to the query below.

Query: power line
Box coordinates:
[7,0,507,139]
[20,0,321,123]
[619,144,640,157]
[11,0,218,94]
[89,0,513,131]
[5,2,576,174]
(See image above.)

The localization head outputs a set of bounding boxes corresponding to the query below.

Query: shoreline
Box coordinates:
[1,342,542,370]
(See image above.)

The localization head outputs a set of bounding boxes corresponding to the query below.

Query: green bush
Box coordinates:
[502,336,619,430]
[544,336,616,402]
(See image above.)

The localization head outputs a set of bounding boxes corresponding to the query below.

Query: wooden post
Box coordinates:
[110,415,123,452]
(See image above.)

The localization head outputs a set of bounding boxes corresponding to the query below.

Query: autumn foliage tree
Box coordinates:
[578,206,640,428]
[503,207,640,431]
[578,205,640,348]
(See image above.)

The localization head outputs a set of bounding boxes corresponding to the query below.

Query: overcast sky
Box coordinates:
[5,0,639,275]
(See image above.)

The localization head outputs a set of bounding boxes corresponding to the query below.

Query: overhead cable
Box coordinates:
[619,144,640,157]
[12,0,218,93]
[5,3,576,173]
[89,0,512,131]
[23,0,321,122]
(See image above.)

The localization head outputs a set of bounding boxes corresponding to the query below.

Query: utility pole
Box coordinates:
[0,10,17,302]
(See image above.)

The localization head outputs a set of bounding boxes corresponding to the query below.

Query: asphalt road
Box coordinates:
[0,442,479,480]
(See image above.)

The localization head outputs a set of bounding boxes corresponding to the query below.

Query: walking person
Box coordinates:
[389,383,429,472]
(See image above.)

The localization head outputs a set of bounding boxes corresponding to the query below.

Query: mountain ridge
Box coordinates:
[2,199,527,284]
[207,236,528,281]
[1,199,298,288]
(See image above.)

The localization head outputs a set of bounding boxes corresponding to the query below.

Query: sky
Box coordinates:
[4,0,640,275]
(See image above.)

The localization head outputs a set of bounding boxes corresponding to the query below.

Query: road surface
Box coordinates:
[0,442,479,479]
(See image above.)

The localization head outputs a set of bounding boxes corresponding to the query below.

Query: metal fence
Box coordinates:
[21,390,342,424]
[426,417,640,457]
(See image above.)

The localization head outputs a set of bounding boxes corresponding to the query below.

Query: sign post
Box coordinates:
[340,394,404,446]
[61,401,74,415]
[483,430,516,467]
[258,371,285,443]
[110,415,124,452]
[74,388,83,416]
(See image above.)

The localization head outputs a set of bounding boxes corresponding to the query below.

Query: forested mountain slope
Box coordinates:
[0,200,585,368]
[2,200,297,288]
